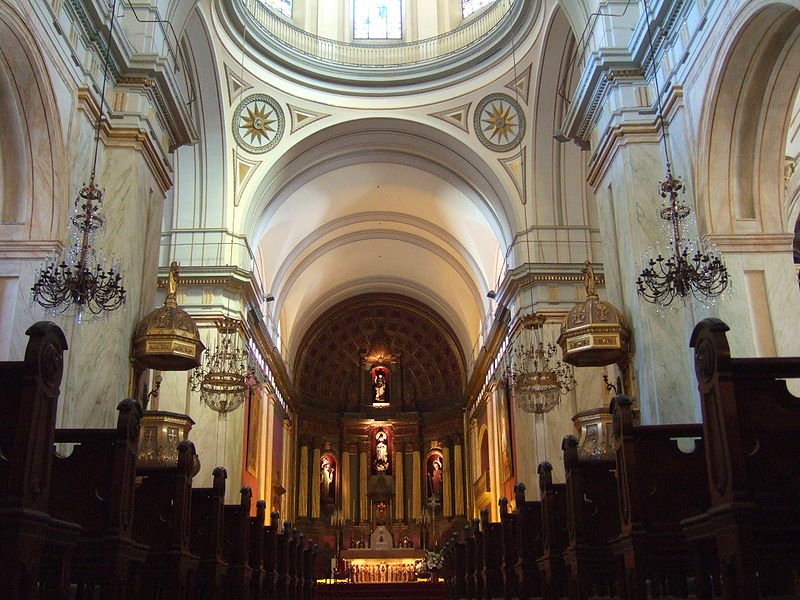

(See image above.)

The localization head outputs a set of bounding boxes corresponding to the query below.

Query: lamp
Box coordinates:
[506,313,575,414]
[31,0,125,321]
[502,19,575,414]
[635,0,729,307]
[190,317,254,414]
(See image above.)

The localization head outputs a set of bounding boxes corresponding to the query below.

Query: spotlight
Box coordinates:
[266,295,275,302]
[486,290,497,299]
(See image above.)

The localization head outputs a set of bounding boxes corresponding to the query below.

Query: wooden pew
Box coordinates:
[683,318,800,599]
[471,517,484,600]
[513,483,542,600]
[249,499,267,599]
[480,507,503,599]
[49,398,149,599]
[190,466,228,599]
[286,526,298,600]
[536,462,568,600]
[262,511,280,598]
[276,521,291,598]
[463,523,477,599]
[293,531,305,600]
[562,434,620,600]
[610,394,710,599]
[452,532,467,599]
[223,486,253,599]
[0,322,80,599]
[302,539,316,600]
[497,497,519,600]
[134,439,199,599]
[441,534,458,600]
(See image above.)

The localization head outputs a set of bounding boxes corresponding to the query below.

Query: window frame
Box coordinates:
[352,0,403,41]
[461,0,494,19]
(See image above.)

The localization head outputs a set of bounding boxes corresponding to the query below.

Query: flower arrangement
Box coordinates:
[425,550,444,571]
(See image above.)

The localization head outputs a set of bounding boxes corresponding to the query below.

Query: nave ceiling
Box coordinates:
[171,0,590,381]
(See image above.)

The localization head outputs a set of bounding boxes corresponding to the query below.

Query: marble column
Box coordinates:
[342,450,351,520]
[311,446,321,518]
[442,443,452,518]
[298,441,309,518]
[453,435,464,516]
[394,448,404,521]
[411,447,421,519]
[359,441,369,522]
[263,393,275,505]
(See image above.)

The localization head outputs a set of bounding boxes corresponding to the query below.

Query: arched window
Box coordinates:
[259,0,292,18]
[353,0,402,40]
[462,0,494,18]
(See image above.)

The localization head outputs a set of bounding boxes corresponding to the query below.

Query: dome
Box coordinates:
[557,261,630,367]
[132,262,204,371]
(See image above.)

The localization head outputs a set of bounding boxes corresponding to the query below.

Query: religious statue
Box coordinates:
[584,259,597,297]
[374,429,389,473]
[426,453,443,501]
[372,368,388,404]
[167,260,180,300]
[320,455,336,501]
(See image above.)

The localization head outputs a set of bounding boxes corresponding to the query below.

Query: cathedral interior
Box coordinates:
[2,0,800,598]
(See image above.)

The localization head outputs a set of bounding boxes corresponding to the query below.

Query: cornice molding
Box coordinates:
[77,88,173,193]
[0,240,63,260]
[558,0,687,148]
[706,233,795,253]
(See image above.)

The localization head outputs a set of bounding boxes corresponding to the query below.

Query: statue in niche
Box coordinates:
[426,453,444,502]
[320,454,336,502]
[371,366,389,405]
[374,429,389,473]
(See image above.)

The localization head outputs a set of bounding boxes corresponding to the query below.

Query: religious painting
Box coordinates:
[371,365,390,406]
[320,453,337,504]
[246,387,261,476]
[425,450,444,504]
[372,427,392,475]
[498,381,514,482]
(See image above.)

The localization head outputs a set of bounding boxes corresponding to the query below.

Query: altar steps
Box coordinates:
[316,581,446,600]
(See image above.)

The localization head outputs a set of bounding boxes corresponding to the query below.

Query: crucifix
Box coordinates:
[424,496,440,549]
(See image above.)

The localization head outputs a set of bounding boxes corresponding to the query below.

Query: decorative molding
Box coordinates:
[77,88,173,193]
[233,150,262,207]
[429,103,472,134]
[474,93,526,153]
[287,104,330,134]
[499,146,527,204]
[505,63,531,104]
[0,240,63,260]
[224,63,253,104]
[706,233,794,253]
[557,0,686,147]
[232,93,285,154]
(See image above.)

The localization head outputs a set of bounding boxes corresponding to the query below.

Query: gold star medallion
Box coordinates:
[232,94,285,154]
[474,93,526,152]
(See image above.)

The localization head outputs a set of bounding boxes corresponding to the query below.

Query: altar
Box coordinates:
[341,548,426,583]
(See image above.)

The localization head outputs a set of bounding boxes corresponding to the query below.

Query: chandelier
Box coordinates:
[31,183,125,319]
[636,173,729,307]
[506,313,575,414]
[635,0,729,308]
[190,317,255,414]
[31,0,125,320]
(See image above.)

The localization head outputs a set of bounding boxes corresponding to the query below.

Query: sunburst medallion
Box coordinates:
[232,94,285,154]
[474,93,526,152]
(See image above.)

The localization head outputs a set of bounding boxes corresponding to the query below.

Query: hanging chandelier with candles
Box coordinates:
[31,0,125,320]
[635,0,729,308]
[636,174,729,307]
[190,317,254,415]
[506,313,575,414]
